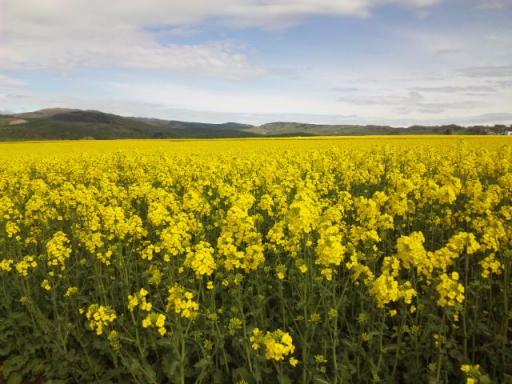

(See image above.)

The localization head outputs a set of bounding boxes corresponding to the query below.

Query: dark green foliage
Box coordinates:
[0,109,511,140]
[0,111,260,140]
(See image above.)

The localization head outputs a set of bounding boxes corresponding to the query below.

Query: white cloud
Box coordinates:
[3,73,511,126]
[2,0,510,126]
[0,7,262,78]
[0,0,443,76]
[0,74,26,86]
[0,38,262,79]
[461,65,512,78]
[410,85,496,93]
[477,0,512,8]
[218,0,443,27]
[4,1,444,28]
[108,80,345,116]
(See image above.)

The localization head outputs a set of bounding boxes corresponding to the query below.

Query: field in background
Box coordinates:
[0,135,509,157]
[0,136,511,383]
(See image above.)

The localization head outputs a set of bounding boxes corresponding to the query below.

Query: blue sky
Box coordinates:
[0,0,511,125]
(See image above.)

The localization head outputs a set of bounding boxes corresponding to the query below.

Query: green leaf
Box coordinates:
[2,355,28,379]
[6,372,23,384]
[193,358,211,370]
[161,356,178,380]
[232,367,255,384]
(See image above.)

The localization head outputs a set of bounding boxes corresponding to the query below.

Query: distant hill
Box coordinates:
[247,122,507,136]
[15,108,80,119]
[0,109,259,140]
[249,122,396,136]
[132,117,252,131]
[0,108,510,140]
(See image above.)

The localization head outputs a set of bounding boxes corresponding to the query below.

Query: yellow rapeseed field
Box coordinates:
[0,136,511,383]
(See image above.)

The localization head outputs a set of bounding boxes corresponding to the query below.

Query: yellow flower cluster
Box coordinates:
[64,286,78,297]
[185,241,216,277]
[0,259,14,272]
[46,231,72,271]
[128,288,152,312]
[15,256,37,277]
[396,232,429,276]
[217,193,265,272]
[461,364,489,384]
[436,272,465,308]
[228,317,243,335]
[140,244,161,261]
[250,328,296,362]
[479,253,503,278]
[160,218,192,260]
[370,272,416,308]
[397,231,479,279]
[315,224,345,281]
[142,312,167,336]
[166,284,199,319]
[5,221,20,239]
[84,304,117,335]
[41,279,52,291]
[0,137,510,382]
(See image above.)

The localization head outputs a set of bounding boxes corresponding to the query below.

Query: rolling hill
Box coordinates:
[0,110,259,140]
[0,108,509,140]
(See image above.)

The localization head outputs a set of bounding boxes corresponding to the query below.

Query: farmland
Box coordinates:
[0,136,511,383]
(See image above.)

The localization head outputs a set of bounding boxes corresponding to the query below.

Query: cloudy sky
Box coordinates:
[0,0,511,126]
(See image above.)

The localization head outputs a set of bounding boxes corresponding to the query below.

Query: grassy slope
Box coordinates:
[0,111,260,140]
[0,109,509,140]
[248,122,475,136]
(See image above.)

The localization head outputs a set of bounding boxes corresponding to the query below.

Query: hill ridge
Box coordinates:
[0,108,510,140]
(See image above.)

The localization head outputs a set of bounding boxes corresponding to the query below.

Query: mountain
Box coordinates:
[0,108,510,140]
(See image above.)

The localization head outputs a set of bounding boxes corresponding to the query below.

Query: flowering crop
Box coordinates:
[0,136,510,383]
